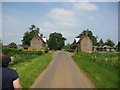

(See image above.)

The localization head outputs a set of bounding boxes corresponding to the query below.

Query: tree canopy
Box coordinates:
[104,39,115,47]
[0,39,3,49]
[21,25,39,45]
[7,42,17,48]
[117,42,120,51]
[98,39,104,46]
[48,32,66,50]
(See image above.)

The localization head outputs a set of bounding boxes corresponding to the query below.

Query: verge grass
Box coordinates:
[72,52,118,88]
[9,54,52,88]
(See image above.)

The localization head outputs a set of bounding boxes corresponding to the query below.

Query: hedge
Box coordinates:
[2,48,47,55]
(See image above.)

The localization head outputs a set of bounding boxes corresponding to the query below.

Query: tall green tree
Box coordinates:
[98,39,104,46]
[48,32,66,50]
[104,39,115,47]
[21,25,39,45]
[7,42,17,48]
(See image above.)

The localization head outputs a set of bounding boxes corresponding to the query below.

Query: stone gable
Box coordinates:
[80,36,92,53]
[76,35,93,53]
[28,32,47,50]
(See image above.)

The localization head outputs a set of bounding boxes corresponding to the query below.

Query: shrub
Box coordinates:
[2,48,46,56]
[67,49,75,52]
[41,46,49,53]
[2,48,22,55]
[22,49,43,55]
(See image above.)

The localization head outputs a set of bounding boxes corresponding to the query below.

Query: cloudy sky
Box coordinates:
[2,1,118,45]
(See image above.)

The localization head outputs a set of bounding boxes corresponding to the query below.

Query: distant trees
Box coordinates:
[21,25,39,45]
[97,39,104,46]
[7,42,17,48]
[48,32,66,50]
[117,42,120,51]
[0,39,3,49]
[104,39,115,47]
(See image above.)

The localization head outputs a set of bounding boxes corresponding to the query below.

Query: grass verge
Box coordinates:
[72,52,118,88]
[9,54,52,88]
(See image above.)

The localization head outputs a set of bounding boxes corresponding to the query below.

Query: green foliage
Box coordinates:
[21,25,39,45]
[2,48,22,55]
[48,32,66,50]
[22,49,43,55]
[63,43,76,52]
[10,54,37,66]
[97,38,104,46]
[105,39,115,47]
[72,52,118,88]
[41,46,49,53]
[7,42,17,48]
[2,48,47,56]
[117,42,120,52]
[9,54,52,88]
[0,39,3,49]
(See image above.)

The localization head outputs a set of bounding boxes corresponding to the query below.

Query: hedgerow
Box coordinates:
[2,48,48,56]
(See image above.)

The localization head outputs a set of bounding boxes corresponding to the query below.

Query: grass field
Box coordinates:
[9,54,52,88]
[72,52,118,88]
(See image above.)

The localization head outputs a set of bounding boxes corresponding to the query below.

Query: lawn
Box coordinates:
[72,52,118,88]
[9,54,52,88]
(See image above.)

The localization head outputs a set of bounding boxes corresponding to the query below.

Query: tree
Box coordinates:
[0,39,3,49]
[117,42,120,51]
[7,42,17,48]
[98,38,104,46]
[104,39,115,47]
[77,29,97,45]
[21,25,39,45]
[48,32,66,50]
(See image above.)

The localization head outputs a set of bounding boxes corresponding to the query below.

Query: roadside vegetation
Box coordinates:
[72,52,118,88]
[9,54,52,88]
[2,47,52,88]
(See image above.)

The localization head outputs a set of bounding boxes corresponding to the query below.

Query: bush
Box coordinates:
[2,48,46,56]
[43,47,49,53]
[2,48,22,55]
[22,49,44,55]
[67,49,75,52]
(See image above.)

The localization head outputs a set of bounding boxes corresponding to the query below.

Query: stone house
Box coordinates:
[28,32,47,50]
[75,32,93,53]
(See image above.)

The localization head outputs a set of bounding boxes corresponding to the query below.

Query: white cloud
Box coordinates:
[72,2,98,11]
[46,8,79,28]
[41,2,99,44]
[47,8,76,23]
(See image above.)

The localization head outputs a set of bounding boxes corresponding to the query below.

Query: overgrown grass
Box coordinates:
[72,52,118,88]
[9,54,52,88]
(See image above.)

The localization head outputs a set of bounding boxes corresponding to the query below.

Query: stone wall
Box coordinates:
[80,36,92,53]
[28,36,43,50]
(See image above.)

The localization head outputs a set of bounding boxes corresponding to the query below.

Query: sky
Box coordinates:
[2,1,118,45]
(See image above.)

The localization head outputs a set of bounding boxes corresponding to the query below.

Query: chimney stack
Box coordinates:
[41,34,43,38]
[35,31,39,37]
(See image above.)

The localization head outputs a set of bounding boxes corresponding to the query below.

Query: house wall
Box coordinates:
[28,36,43,50]
[80,36,92,53]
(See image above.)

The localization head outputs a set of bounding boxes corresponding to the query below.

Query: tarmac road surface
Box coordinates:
[31,51,94,88]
